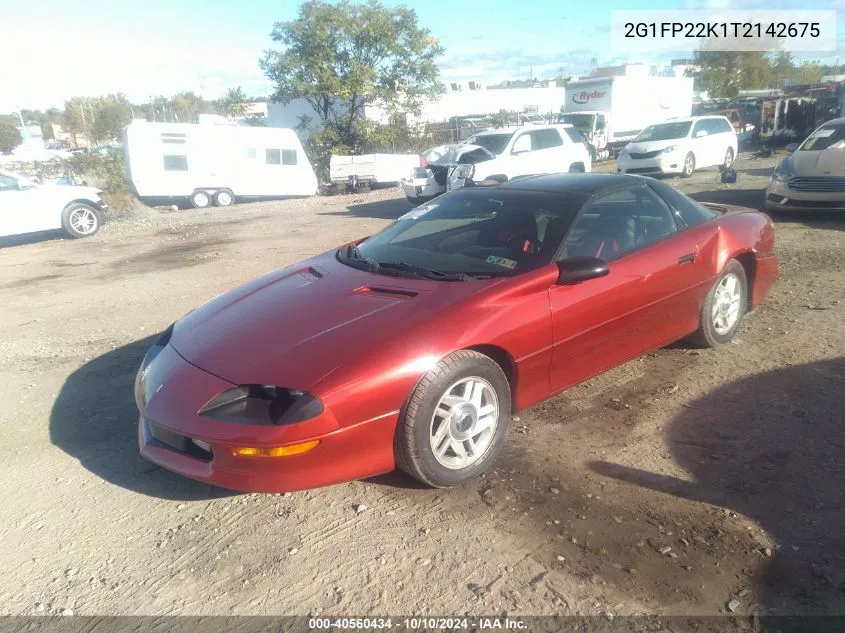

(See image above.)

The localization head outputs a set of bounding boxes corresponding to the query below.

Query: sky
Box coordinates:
[1,0,843,113]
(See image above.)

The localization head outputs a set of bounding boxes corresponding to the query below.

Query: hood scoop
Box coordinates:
[354,286,418,300]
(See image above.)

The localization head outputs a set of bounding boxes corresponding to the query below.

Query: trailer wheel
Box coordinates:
[190,190,212,209]
[213,190,234,207]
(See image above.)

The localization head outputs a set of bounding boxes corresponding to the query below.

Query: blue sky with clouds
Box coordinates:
[0,0,843,111]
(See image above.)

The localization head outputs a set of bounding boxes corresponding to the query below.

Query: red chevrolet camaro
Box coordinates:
[135,173,778,492]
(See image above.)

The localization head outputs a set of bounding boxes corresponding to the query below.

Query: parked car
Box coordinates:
[617,116,738,177]
[447,125,591,191]
[0,169,108,239]
[401,144,495,205]
[135,173,777,492]
[765,117,845,213]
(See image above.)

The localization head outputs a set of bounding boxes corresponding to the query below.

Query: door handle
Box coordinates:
[678,253,696,264]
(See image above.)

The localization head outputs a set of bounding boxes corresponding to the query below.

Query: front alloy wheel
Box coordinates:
[395,350,511,488]
[429,377,499,470]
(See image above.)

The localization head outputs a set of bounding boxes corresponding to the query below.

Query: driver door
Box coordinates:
[547,184,703,394]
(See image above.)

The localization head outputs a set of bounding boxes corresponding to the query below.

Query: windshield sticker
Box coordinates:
[811,128,835,138]
[486,255,517,269]
[398,203,438,221]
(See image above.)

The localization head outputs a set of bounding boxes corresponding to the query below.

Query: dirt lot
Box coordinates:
[1,154,844,619]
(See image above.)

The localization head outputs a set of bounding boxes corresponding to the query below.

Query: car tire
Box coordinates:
[395,350,511,488]
[213,189,234,207]
[681,152,695,177]
[569,162,585,173]
[190,190,212,209]
[688,260,747,348]
[723,147,735,169]
[61,203,102,238]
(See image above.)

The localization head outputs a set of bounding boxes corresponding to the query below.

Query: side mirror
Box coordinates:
[556,256,609,285]
[785,143,798,153]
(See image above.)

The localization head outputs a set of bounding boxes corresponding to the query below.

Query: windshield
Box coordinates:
[340,188,584,278]
[636,121,692,142]
[464,133,513,155]
[799,123,845,151]
[559,113,595,134]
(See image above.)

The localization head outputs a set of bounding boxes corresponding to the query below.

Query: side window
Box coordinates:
[564,128,586,144]
[511,134,533,153]
[530,128,563,150]
[163,155,188,171]
[719,118,735,133]
[0,174,18,191]
[246,148,257,160]
[282,149,297,165]
[562,186,678,260]
[266,149,281,165]
[692,120,708,138]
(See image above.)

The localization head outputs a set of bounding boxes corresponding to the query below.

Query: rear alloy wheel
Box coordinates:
[395,350,511,488]
[681,152,696,177]
[689,260,747,347]
[61,203,101,238]
[723,147,735,169]
[213,190,234,207]
[190,190,212,209]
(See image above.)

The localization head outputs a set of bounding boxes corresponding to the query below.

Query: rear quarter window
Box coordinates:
[564,128,586,143]
[647,180,719,227]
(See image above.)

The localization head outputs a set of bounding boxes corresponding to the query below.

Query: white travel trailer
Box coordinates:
[123,121,317,207]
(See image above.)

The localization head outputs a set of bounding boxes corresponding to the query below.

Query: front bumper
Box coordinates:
[764,180,845,212]
[617,152,684,175]
[135,343,397,492]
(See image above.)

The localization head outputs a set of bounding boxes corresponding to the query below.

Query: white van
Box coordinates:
[123,121,318,208]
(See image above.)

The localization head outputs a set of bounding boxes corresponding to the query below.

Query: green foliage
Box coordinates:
[261,0,444,177]
[0,121,22,153]
[221,87,250,118]
[693,50,837,98]
[67,150,134,212]
[91,100,133,144]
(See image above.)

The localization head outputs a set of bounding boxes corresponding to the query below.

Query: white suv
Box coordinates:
[448,125,592,190]
[617,116,738,177]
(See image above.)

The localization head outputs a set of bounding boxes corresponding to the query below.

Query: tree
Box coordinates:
[221,87,250,118]
[260,0,444,157]
[170,91,210,123]
[91,99,132,144]
[0,121,22,154]
[692,50,775,98]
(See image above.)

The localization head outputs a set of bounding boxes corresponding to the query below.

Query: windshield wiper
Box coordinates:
[373,260,467,281]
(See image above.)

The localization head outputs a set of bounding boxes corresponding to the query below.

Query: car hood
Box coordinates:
[170,250,494,389]
[625,139,686,153]
[788,150,845,177]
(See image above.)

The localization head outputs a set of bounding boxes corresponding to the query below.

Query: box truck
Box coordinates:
[559,76,694,160]
[123,121,317,208]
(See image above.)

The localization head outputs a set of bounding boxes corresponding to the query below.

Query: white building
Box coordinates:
[266,81,567,130]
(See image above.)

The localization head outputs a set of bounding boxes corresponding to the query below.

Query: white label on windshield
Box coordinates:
[399,203,438,221]
[811,128,835,138]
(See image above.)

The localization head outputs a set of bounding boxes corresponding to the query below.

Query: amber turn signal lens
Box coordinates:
[232,440,319,458]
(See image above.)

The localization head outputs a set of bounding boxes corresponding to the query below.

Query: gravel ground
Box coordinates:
[1,154,844,618]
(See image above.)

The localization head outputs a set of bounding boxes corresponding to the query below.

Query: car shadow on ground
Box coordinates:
[0,230,68,249]
[319,196,413,220]
[49,335,234,501]
[589,358,845,615]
